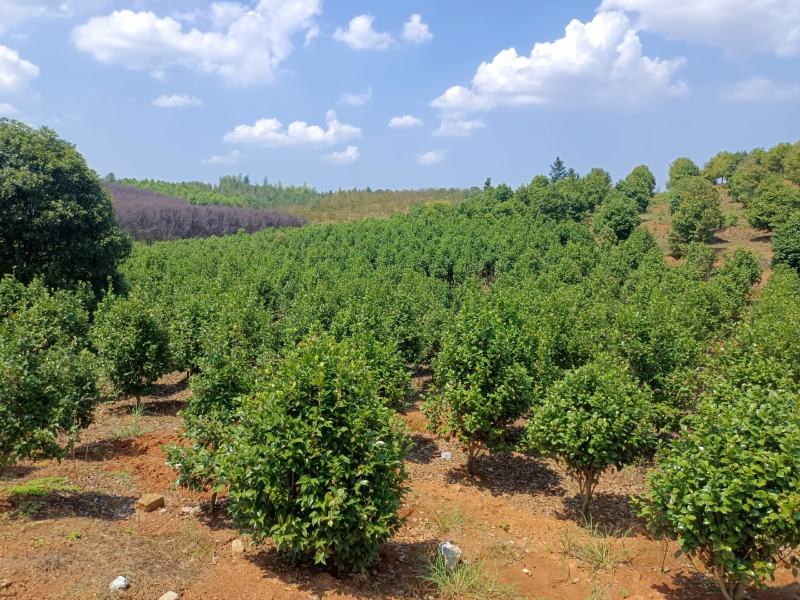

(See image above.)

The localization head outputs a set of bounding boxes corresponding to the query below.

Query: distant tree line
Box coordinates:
[106,183,306,242]
[115,174,472,210]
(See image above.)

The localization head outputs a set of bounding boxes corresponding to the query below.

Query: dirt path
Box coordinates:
[1,373,798,600]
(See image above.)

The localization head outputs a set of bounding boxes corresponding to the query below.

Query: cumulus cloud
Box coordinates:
[403,14,432,44]
[0,44,39,95]
[202,150,242,164]
[339,87,372,107]
[71,0,321,85]
[725,77,800,102]
[434,119,485,137]
[333,15,393,50]
[324,145,359,164]
[432,11,686,117]
[600,0,800,58]
[223,110,361,147]
[153,94,203,108]
[388,114,423,128]
[417,149,446,165]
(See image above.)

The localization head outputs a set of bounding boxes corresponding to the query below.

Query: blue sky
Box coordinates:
[1,0,799,190]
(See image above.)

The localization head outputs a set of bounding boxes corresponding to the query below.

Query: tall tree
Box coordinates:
[549,157,567,182]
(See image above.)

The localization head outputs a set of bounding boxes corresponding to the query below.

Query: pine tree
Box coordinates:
[549,157,567,182]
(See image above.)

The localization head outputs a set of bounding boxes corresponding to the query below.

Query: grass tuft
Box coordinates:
[113,403,146,440]
[423,555,520,600]
[430,506,469,536]
[2,476,79,497]
[557,519,632,574]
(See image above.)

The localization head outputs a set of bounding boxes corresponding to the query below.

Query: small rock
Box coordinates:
[181,506,201,516]
[109,576,130,591]
[571,577,580,584]
[159,508,167,514]
[440,451,452,461]
[159,593,179,600]
[438,541,462,570]
[0,580,11,589]
[522,567,531,577]
[136,494,165,512]
[231,538,245,554]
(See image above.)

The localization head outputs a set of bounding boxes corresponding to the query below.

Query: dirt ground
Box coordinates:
[1,370,798,600]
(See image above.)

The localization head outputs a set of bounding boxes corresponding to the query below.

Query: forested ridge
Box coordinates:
[3,119,800,600]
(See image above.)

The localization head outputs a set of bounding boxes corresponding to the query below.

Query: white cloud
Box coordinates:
[600,0,800,58]
[72,0,321,85]
[0,44,39,95]
[153,94,204,108]
[725,77,800,102]
[339,87,372,107]
[224,110,361,147]
[324,145,359,164]
[333,15,393,50]
[434,118,485,137]
[388,114,423,128]
[432,11,686,117]
[202,150,242,164]
[304,24,320,47]
[0,0,107,34]
[0,102,18,115]
[403,14,432,44]
[417,149,446,165]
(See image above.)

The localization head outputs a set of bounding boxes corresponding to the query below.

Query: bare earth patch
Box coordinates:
[1,373,798,600]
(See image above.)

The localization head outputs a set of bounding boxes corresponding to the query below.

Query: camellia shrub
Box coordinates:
[91,294,171,402]
[772,212,800,272]
[593,191,641,241]
[425,293,533,474]
[223,333,408,574]
[668,177,724,256]
[0,276,98,472]
[616,164,656,212]
[667,156,701,189]
[638,385,800,600]
[746,174,800,230]
[522,356,656,516]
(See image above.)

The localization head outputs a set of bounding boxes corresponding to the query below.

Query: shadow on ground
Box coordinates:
[446,452,565,497]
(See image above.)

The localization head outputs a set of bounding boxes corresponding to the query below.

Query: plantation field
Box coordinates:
[4,120,800,600]
[3,373,799,600]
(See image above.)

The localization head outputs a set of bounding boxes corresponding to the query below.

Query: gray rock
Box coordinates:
[231,538,245,554]
[109,576,130,591]
[159,592,179,600]
[440,451,452,461]
[438,541,461,570]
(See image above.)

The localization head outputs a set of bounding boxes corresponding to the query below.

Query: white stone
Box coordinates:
[181,506,201,516]
[159,592,179,600]
[438,541,461,570]
[231,538,245,554]
[109,576,130,591]
[522,567,531,576]
[440,451,452,461]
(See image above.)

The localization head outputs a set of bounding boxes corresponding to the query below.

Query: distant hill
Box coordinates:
[115,176,475,223]
[105,182,305,242]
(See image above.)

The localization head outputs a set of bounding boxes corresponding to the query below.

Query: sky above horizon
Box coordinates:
[1,0,799,191]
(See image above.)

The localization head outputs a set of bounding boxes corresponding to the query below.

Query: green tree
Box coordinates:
[746,174,800,230]
[0,277,98,473]
[616,165,656,211]
[667,157,700,189]
[583,167,613,208]
[638,386,800,600]
[425,293,533,474]
[522,356,656,516]
[223,333,408,573]
[728,157,768,204]
[549,156,567,182]
[91,294,171,403]
[703,151,737,184]
[668,177,724,255]
[593,191,640,241]
[0,120,131,294]
[784,142,800,185]
[772,211,800,272]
